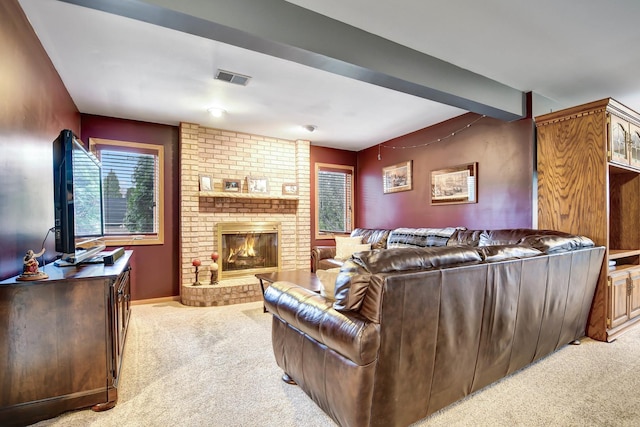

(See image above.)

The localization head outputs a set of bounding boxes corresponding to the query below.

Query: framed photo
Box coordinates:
[383,160,412,194]
[431,162,478,205]
[199,175,212,191]
[246,176,269,194]
[223,179,241,192]
[282,183,298,195]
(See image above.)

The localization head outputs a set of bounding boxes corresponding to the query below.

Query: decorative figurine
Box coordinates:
[17,248,48,281]
[192,258,202,286]
[210,252,219,285]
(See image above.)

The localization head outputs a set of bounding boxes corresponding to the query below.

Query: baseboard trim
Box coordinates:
[131,296,180,306]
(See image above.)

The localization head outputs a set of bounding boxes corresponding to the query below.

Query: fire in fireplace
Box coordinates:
[217,222,280,278]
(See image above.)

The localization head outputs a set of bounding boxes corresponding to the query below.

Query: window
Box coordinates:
[315,163,354,240]
[90,138,164,246]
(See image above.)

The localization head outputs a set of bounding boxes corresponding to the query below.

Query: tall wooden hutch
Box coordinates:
[536,98,640,342]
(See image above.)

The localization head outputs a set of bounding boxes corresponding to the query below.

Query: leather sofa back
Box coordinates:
[449,228,595,250]
[333,229,595,324]
[369,246,604,425]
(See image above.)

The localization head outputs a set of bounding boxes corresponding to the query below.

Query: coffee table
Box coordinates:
[255,270,322,312]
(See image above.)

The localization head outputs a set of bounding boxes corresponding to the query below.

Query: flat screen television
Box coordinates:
[52,129,106,266]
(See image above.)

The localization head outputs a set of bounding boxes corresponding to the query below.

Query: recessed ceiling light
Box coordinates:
[302,124,317,132]
[207,107,226,118]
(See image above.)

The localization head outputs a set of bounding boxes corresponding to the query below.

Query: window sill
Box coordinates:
[104,236,163,246]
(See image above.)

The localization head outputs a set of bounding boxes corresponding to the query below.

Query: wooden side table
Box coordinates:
[255,270,322,312]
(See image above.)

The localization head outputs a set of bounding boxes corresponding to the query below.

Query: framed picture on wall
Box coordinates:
[431,162,477,205]
[383,160,412,194]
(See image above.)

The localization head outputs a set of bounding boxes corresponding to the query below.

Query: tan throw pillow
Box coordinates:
[350,243,371,256]
[316,267,342,300]
[334,236,364,260]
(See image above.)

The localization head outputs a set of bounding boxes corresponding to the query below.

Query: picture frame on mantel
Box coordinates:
[199,175,212,191]
[246,176,269,194]
[383,160,412,194]
[282,183,298,195]
[223,179,241,192]
[431,162,478,205]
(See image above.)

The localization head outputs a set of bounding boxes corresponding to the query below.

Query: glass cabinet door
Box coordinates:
[609,115,628,165]
[629,124,640,168]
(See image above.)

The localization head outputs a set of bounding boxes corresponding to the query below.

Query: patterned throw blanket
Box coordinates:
[386,227,461,249]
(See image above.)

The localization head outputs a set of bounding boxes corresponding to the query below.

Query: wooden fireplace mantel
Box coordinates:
[199,191,299,200]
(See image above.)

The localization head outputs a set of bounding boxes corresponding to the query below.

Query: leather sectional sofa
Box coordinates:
[311,227,460,272]
[264,228,605,427]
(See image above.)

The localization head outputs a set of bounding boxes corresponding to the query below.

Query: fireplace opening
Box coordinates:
[217,222,280,278]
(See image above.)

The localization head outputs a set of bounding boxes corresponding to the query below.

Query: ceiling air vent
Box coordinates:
[215,69,251,86]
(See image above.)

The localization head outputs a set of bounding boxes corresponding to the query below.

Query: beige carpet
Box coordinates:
[32,301,640,427]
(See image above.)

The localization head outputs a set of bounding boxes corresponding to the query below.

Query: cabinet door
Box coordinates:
[629,123,640,168]
[112,267,131,381]
[609,115,629,165]
[629,267,640,319]
[609,270,630,329]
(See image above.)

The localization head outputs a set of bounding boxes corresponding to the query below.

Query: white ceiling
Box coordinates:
[18,0,640,151]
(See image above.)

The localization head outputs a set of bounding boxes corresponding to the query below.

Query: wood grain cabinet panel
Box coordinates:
[0,251,132,426]
[537,98,640,342]
[629,268,640,319]
[609,270,631,330]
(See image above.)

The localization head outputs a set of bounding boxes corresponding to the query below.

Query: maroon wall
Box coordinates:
[0,0,80,280]
[310,146,358,248]
[80,115,180,301]
[357,113,534,230]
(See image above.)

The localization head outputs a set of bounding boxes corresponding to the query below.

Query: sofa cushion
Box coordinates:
[351,228,391,250]
[387,227,461,249]
[478,229,537,246]
[316,267,341,300]
[447,229,483,247]
[334,236,364,260]
[520,234,594,253]
[477,228,595,252]
[332,260,373,313]
[352,246,482,274]
[476,244,543,262]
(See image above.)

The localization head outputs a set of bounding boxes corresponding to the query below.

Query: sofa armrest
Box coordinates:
[311,245,337,272]
[264,281,380,365]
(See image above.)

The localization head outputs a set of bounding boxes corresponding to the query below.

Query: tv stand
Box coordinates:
[0,250,133,426]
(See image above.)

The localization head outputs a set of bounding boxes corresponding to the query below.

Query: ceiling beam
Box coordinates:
[59,0,526,121]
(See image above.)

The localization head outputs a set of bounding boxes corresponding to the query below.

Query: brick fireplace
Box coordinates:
[179,123,311,307]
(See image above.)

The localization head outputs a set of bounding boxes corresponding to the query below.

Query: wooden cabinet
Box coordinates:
[609,114,640,168]
[0,250,133,426]
[607,265,640,330]
[537,98,640,342]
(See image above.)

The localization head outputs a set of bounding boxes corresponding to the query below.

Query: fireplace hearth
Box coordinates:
[217,222,280,279]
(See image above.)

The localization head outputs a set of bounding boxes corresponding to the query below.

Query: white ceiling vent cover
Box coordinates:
[215,69,251,86]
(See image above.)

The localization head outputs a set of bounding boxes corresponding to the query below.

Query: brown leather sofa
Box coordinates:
[264,229,605,427]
